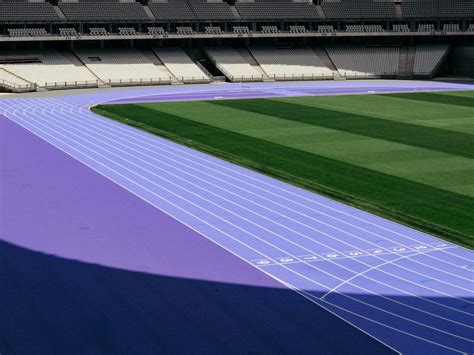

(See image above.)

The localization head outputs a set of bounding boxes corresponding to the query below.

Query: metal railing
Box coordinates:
[43,80,99,90]
[0,78,36,92]
[105,77,173,87]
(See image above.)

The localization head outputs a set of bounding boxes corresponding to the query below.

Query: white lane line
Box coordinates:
[7,105,474,343]
[26,101,474,299]
[3,112,404,354]
[45,100,474,290]
[64,97,472,268]
[32,97,471,291]
[3,97,474,320]
[7,99,474,322]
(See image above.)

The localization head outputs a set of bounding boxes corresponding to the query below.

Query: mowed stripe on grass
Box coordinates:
[92,91,474,247]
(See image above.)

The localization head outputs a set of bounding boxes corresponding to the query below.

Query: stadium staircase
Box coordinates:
[399,46,416,76]
[142,5,156,20]
[315,4,326,18]
[229,5,242,20]
[53,6,67,21]
[236,48,274,81]
[62,50,106,87]
[313,47,343,79]
[139,49,179,83]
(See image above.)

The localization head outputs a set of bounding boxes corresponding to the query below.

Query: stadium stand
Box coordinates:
[188,0,236,20]
[205,47,264,82]
[233,26,250,35]
[205,26,224,35]
[148,27,167,36]
[418,24,435,32]
[413,44,449,76]
[153,47,210,83]
[250,47,334,80]
[59,0,149,21]
[443,24,460,33]
[73,48,172,85]
[176,26,194,35]
[321,0,396,19]
[393,24,410,32]
[235,0,320,20]
[8,28,49,37]
[261,26,280,34]
[0,50,98,88]
[289,26,307,34]
[89,27,109,36]
[318,25,336,34]
[118,27,138,36]
[0,0,61,23]
[326,45,400,77]
[401,0,473,18]
[148,0,196,20]
[59,28,79,38]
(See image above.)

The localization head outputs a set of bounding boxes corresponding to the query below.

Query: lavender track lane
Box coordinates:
[0,116,391,354]
[1,81,473,354]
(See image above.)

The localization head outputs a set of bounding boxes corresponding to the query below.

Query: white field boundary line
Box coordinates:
[21,100,474,299]
[4,112,403,355]
[4,98,474,318]
[5,113,469,354]
[73,97,474,262]
[6,104,474,344]
[47,98,474,280]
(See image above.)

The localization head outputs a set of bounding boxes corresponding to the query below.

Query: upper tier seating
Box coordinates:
[0,0,61,22]
[74,48,172,83]
[148,0,196,20]
[401,0,474,18]
[59,0,149,21]
[235,0,320,20]
[321,0,396,19]
[153,47,210,82]
[205,47,264,82]
[188,0,236,20]
[326,45,400,77]
[0,49,97,87]
[250,47,334,80]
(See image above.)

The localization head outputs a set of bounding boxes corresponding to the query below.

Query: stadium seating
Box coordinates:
[148,0,196,20]
[153,47,210,83]
[176,26,194,36]
[235,0,320,20]
[321,0,396,19]
[59,28,79,38]
[289,26,307,34]
[118,27,138,36]
[413,44,449,76]
[74,48,172,85]
[59,0,149,21]
[393,24,410,32]
[188,0,236,20]
[443,24,460,33]
[8,28,49,37]
[205,26,223,35]
[326,45,400,77]
[417,24,435,32]
[261,26,280,34]
[0,50,98,88]
[250,47,334,80]
[148,27,167,37]
[233,26,250,35]
[89,27,109,36]
[205,47,264,82]
[318,25,336,34]
[0,0,61,23]
[401,0,473,18]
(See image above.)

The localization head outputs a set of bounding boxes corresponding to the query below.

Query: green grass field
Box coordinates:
[92,91,474,248]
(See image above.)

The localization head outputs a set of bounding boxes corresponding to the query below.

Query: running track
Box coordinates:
[1,81,473,354]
